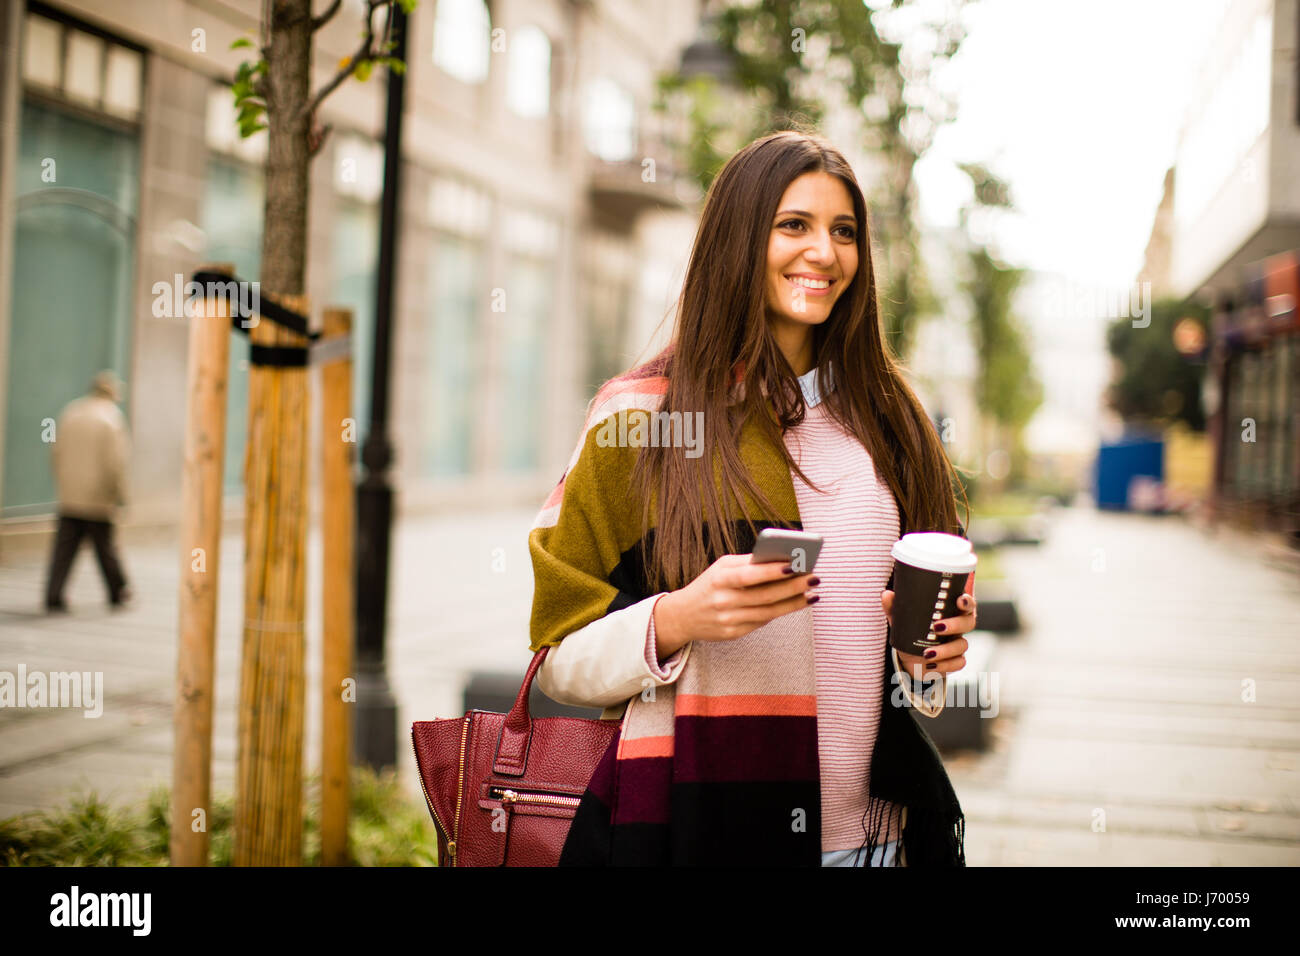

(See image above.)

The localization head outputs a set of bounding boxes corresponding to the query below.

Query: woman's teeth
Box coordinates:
[788,276,831,289]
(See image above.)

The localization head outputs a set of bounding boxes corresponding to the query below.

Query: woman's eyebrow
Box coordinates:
[775,209,857,223]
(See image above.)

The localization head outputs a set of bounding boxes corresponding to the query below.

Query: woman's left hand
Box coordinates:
[882,590,977,681]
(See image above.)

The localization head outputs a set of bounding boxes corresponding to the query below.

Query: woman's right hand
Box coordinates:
[652,554,819,660]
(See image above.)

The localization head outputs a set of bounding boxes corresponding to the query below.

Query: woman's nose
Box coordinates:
[804,231,834,265]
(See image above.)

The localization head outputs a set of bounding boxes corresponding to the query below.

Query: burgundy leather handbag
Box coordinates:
[411,646,621,866]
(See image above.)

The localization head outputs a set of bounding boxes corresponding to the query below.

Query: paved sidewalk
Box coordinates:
[943,507,1300,865]
[1,504,1297,865]
[0,507,541,822]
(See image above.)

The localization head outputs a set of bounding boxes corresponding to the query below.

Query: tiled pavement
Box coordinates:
[1,504,1297,865]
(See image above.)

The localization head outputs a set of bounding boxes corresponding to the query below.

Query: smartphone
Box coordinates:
[750,528,824,573]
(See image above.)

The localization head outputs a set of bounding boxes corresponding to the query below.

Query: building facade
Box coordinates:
[1164,0,1300,533]
[0,0,701,531]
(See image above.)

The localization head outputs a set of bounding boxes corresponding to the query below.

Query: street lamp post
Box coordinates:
[353,2,407,772]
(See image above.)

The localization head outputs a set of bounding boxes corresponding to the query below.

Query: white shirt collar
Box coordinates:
[797,365,834,408]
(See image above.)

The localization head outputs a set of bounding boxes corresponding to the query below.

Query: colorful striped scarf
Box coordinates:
[528,349,966,866]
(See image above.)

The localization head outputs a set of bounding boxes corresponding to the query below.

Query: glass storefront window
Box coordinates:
[498,256,550,472]
[3,99,138,516]
[425,234,483,477]
[583,234,634,398]
[330,197,379,438]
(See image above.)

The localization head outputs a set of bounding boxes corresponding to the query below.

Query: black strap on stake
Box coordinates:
[190,269,323,367]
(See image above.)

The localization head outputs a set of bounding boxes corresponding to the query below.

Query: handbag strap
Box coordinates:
[492,646,550,776]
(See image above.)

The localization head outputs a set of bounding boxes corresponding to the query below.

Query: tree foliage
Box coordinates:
[226,0,418,297]
[963,245,1040,431]
[955,162,1041,489]
[1105,298,1209,431]
[658,0,971,359]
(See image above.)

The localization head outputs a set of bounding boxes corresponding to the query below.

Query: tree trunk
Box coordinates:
[261,0,312,297]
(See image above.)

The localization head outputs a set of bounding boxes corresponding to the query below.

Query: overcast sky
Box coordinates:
[915,0,1235,288]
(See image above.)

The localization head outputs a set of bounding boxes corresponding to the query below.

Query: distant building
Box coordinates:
[1164,0,1300,534]
[1138,167,1175,298]
[0,0,703,528]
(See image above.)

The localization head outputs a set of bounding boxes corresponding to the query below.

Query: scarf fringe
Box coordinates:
[856,796,966,867]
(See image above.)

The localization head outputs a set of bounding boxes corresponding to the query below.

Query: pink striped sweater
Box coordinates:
[642,365,904,851]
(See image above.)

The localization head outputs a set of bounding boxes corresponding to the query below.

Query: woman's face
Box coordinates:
[764,171,859,336]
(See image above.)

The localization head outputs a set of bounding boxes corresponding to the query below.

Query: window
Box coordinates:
[426,235,484,476]
[3,99,140,515]
[330,197,380,435]
[22,13,61,88]
[64,29,103,105]
[424,175,491,477]
[333,133,383,203]
[583,234,635,393]
[497,209,558,472]
[21,12,143,119]
[432,0,490,85]
[104,45,143,118]
[583,78,636,162]
[506,25,550,118]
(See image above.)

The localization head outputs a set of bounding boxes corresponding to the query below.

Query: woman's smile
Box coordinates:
[785,272,836,296]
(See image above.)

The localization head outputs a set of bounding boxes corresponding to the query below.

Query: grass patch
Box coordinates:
[0,766,438,867]
[969,492,1043,520]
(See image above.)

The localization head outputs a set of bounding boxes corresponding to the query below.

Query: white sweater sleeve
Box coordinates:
[537,593,692,709]
[891,646,946,718]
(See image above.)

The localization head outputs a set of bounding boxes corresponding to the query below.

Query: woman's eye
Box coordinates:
[834,226,856,240]
[779,219,805,231]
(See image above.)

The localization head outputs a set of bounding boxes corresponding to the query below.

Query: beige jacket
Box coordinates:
[51,394,129,520]
[538,592,946,721]
[537,593,694,721]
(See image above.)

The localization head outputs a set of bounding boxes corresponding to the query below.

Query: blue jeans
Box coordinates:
[820,839,899,867]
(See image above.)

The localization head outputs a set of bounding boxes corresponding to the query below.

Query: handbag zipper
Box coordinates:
[410,718,470,867]
[450,719,469,864]
[488,786,582,809]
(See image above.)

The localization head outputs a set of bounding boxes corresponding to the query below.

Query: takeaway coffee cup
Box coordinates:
[888,532,977,655]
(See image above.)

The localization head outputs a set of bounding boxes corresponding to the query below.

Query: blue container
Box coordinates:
[1094,435,1163,509]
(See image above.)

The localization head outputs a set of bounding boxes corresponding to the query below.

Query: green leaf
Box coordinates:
[353,58,373,82]
[397,0,419,14]
[230,37,253,50]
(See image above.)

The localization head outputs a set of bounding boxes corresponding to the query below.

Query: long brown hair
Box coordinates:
[630,130,969,594]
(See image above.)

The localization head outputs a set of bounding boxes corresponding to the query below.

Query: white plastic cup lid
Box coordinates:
[891,532,977,574]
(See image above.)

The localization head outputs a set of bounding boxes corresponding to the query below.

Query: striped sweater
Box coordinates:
[641,365,929,850]
[528,347,967,866]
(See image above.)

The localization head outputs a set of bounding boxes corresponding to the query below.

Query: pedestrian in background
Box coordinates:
[44,370,133,612]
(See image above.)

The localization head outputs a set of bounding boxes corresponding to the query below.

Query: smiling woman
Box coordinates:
[527,130,973,869]
[765,172,861,375]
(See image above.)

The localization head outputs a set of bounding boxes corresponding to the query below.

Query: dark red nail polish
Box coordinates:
[934,623,946,632]
[808,577,820,587]
[924,649,936,659]
[782,564,794,574]
[925,662,936,670]
[807,594,820,604]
